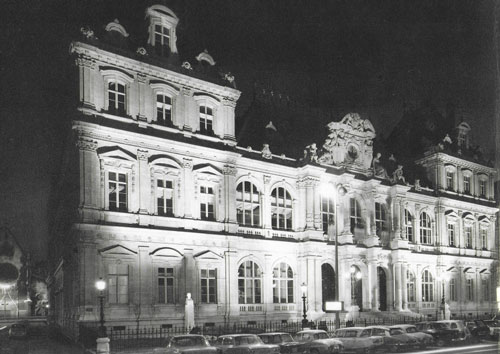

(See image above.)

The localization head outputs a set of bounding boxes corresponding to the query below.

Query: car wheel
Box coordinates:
[435,339,445,347]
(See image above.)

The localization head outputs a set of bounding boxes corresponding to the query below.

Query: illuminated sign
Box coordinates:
[324,301,343,312]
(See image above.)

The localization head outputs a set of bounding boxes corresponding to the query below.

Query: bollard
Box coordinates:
[96,337,110,354]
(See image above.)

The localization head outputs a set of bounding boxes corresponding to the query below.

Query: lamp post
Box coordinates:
[301,282,308,328]
[95,278,106,337]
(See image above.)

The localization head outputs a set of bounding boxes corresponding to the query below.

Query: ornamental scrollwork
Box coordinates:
[222,164,237,176]
[76,137,98,152]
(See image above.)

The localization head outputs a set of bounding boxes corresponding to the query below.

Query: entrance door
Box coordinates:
[377,267,387,311]
[321,264,336,304]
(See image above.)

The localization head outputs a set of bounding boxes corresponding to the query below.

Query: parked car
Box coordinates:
[332,327,384,353]
[294,329,343,354]
[215,334,280,354]
[388,325,433,349]
[466,320,490,342]
[415,321,460,347]
[165,335,218,354]
[258,333,302,353]
[434,320,471,345]
[483,319,500,339]
[9,322,28,339]
[364,326,416,352]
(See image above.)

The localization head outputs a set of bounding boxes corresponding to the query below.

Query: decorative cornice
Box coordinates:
[76,137,98,151]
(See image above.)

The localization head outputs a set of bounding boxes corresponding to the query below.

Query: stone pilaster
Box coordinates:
[223,164,237,232]
[137,150,150,216]
[182,158,194,219]
[76,56,96,109]
[262,175,272,230]
[76,137,99,213]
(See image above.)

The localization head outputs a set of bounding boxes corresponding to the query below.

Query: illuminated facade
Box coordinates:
[48,5,498,333]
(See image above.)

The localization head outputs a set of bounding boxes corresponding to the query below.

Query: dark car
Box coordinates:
[9,322,28,339]
[332,327,384,353]
[215,334,280,354]
[415,321,460,347]
[465,320,489,342]
[434,320,471,345]
[483,319,500,339]
[364,326,416,353]
[258,332,302,354]
[294,330,343,354]
[388,325,433,349]
[165,335,219,354]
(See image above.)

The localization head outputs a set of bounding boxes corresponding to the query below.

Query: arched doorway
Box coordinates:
[350,266,363,310]
[321,264,336,304]
[377,267,387,311]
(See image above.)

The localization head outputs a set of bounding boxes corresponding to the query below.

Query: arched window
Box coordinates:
[272,263,294,303]
[108,81,126,114]
[350,198,362,233]
[404,210,413,242]
[374,202,387,237]
[321,195,335,232]
[421,270,434,302]
[271,187,293,230]
[236,182,260,227]
[407,270,416,303]
[419,212,432,245]
[238,261,262,304]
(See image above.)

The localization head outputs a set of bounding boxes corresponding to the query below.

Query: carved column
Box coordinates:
[76,137,99,212]
[182,158,194,218]
[305,178,315,230]
[313,181,322,230]
[415,264,421,312]
[181,87,194,132]
[401,262,408,310]
[223,165,237,225]
[367,258,378,311]
[414,204,421,245]
[263,254,273,313]
[262,175,272,230]
[136,74,148,122]
[221,98,237,141]
[76,56,96,109]
[137,150,150,214]
[138,246,151,310]
[393,198,402,239]
[457,211,464,249]
[394,262,402,311]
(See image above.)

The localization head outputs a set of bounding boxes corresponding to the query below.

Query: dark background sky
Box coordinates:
[0,0,497,261]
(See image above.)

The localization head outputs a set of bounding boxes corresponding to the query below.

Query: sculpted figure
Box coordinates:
[392,165,406,184]
[372,153,389,179]
[261,144,272,159]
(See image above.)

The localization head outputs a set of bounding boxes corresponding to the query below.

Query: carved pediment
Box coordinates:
[149,155,182,169]
[193,164,222,176]
[99,245,137,256]
[98,146,136,161]
[150,247,183,259]
[194,250,223,260]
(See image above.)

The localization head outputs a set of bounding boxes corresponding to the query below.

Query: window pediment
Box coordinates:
[461,168,473,177]
[194,250,223,260]
[150,81,180,94]
[149,155,181,170]
[193,164,222,176]
[99,244,137,256]
[98,146,136,162]
[99,67,134,82]
[444,164,456,172]
[150,247,183,259]
[445,210,459,221]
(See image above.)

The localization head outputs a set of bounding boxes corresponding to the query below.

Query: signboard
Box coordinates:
[324,301,343,312]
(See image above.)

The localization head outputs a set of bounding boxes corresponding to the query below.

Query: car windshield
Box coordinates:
[280,334,294,343]
[171,336,208,347]
[389,329,404,336]
[235,336,262,345]
[344,330,358,338]
[405,327,417,333]
[314,333,328,340]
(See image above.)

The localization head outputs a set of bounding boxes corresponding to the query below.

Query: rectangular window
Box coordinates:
[157,179,174,216]
[481,229,488,250]
[108,82,125,114]
[199,105,214,134]
[482,279,489,302]
[463,176,471,193]
[446,171,454,190]
[321,197,335,232]
[447,223,455,247]
[158,267,175,304]
[154,25,170,56]
[479,180,486,197]
[449,278,457,301]
[465,226,473,249]
[108,264,128,304]
[156,94,173,126]
[466,278,474,301]
[200,268,217,304]
[108,172,127,211]
[200,185,215,221]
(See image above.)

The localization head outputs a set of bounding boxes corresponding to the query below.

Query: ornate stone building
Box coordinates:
[48,5,498,333]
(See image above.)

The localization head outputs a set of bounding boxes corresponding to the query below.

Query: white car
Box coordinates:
[332,327,384,353]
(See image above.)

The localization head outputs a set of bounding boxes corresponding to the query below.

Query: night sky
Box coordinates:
[0,0,496,261]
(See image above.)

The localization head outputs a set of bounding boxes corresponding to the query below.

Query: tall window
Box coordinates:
[154,24,170,56]
[200,268,217,304]
[108,172,127,211]
[466,278,474,301]
[446,171,454,190]
[465,225,473,248]
[238,261,262,304]
[236,182,260,227]
[404,210,413,242]
[481,228,488,250]
[350,198,362,233]
[108,81,125,114]
[157,179,174,216]
[156,93,173,126]
[108,264,128,304]
[374,203,386,237]
[419,212,432,245]
[449,278,457,301]
[482,279,489,302]
[479,180,486,197]
[272,263,294,303]
[463,175,471,194]
[321,196,335,232]
[271,187,293,230]
[421,270,434,302]
[200,185,215,221]
[447,223,455,247]
[199,105,214,134]
[158,267,175,304]
[407,270,416,303]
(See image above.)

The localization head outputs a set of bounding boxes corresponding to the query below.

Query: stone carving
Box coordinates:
[76,138,98,151]
[303,143,318,163]
[371,153,389,179]
[182,61,193,70]
[443,134,452,144]
[196,50,216,66]
[137,149,148,160]
[414,179,422,191]
[80,26,95,39]
[182,158,193,170]
[136,47,148,56]
[261,144,272,159]
[391,165,406,185]
[222,164,237,176]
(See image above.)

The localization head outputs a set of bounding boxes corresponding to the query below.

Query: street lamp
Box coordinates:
[301,282,308,328]
[95,278,106,337]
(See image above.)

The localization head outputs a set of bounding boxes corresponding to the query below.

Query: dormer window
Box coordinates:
[154,25,170,56]
[108,81,126,115]
[199,104,214,134]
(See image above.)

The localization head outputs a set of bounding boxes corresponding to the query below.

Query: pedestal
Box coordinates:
[97,337,110,354]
